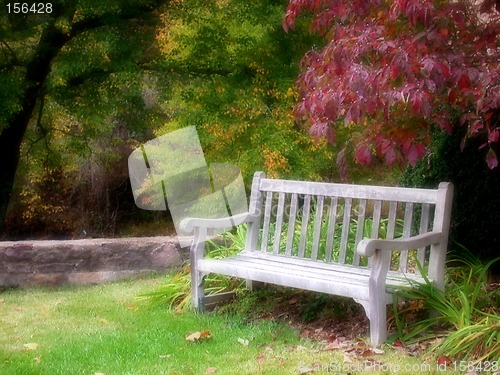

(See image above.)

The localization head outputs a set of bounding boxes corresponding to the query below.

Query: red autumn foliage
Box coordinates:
[284,0,500,172]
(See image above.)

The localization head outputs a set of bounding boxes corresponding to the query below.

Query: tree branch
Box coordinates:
[66,68,113,87]
[70,0,170,38]
[0,40,17,60]
[0,39,24,69]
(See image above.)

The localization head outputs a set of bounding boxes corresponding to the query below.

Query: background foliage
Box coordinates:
[154,0,333,180]
[2,0,499,265]
[1,0,337,238]
[401,127,500,264]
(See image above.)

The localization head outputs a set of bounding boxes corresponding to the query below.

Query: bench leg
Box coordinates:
[356,298,386,346]
[191,269,206,312]
[367,249,391,346]
[369,299,387,347]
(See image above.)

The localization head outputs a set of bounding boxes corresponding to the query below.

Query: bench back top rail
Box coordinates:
[245,172,452,276]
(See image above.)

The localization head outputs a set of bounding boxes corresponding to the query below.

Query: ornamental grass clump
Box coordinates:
[393,249,499,362]
[137,226,247,312]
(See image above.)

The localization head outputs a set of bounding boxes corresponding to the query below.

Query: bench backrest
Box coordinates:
[245,172,453,276]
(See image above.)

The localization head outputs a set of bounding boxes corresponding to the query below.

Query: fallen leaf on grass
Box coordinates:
[323,339,342,351]
[256,352,266,364]
[159,354,171,359]
[23,343,38,350]
[204,367,217,374]
[343,353,353,363]
[123,303,137,311]
[297,362,314,374]
[393,339,405,348]
[186,331,211,342]
[237,338,249,346]
[372,348,384,354]
[437,355,451,367]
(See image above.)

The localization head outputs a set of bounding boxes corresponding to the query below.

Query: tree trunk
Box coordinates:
[0,22,71,232]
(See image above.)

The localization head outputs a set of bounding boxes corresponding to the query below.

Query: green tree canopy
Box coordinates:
[1,0,336,236]
[0,0,170,231]
[154,0,333,180]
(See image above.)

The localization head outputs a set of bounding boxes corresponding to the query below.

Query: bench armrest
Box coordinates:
[357,231,443,258]
[180,212,259,233]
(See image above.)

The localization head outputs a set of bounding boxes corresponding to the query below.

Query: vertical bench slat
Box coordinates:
[298,195,312,258]
[368,200,383,268]
[245,172,265,252]
[285,193,298,256]
[417,203,431,271]
[339,198,352,264]
[399,202,414,272]
[260,191,274,252]
[387,201,398,240]
[386,201,398,270]
[402,202,414,238]
[325,196,339,262]
[272,193,286,255]
[311,195,325,261]
[353,199,367,266]
[371,200,383,238]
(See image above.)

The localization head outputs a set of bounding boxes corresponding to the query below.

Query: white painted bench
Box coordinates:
[181,172,453,346]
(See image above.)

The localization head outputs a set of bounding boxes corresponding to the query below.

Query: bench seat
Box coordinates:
[198,252,429,303]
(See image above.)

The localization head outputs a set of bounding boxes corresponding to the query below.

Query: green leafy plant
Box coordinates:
[138,225,248,311]
[393,250,500,362]
[263,206,404,267]
[206,225,248,259]
[439,317,500,363]
[137,263,242,312]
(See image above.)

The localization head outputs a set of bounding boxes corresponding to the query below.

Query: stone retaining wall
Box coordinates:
[0,237,183,287]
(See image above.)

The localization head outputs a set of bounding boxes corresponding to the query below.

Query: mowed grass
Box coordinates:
[0,275,459,375]
[0,275,297,374]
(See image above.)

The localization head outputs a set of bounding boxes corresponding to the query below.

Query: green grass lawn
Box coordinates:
[0,275,461,374]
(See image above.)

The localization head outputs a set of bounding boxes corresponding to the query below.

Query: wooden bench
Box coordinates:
[181,172,454,346]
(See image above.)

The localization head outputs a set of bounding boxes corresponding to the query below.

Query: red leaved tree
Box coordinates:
[284,0,500,175]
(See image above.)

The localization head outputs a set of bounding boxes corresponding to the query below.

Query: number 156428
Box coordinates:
[6,3,53,14]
